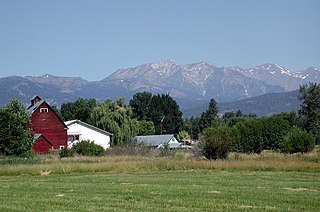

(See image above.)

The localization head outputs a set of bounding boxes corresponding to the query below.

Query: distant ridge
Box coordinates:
[0,60,318,117]
[183,90,300,118]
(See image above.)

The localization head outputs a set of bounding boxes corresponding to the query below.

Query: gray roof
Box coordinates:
[64,119,113,136]
[33,133,42,142]
[135,134,175,147]
[27,100,45,115]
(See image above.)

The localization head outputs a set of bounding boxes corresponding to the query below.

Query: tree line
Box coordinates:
[0,82,319,158]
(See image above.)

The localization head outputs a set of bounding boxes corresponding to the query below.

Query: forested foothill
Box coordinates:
[0,83,319,160]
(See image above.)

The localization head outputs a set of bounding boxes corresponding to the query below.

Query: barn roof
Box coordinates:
[27,100,45,115]
[135,134,177,147]
[65,119,113,136]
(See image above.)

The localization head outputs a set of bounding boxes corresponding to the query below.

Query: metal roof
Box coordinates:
[135,134,175,147]
[33,133,42,142]
[26,100,45,115]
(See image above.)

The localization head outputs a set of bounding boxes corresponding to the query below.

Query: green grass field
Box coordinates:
[1,170,319,211]
[0,152,320,211]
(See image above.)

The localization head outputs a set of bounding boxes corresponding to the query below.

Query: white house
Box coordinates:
[134,134,180,148]
[64,120,112,149]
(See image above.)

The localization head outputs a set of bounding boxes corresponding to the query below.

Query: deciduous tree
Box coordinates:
[137,120,155,136]
[298,82,320,143]
[0,99,33,156]
[90,98,138,145]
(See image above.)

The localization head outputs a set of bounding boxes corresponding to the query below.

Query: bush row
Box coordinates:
[202,116,316,159]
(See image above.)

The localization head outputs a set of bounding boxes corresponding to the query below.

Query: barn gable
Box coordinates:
[27,97,67,129]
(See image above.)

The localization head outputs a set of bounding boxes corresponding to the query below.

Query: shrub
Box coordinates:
[0,156,40,165]
[173,150,193,160]
[72,140,105,156]
[281,127,316,154]
[203,126,233,159]
[231,119,263,153]
[192,134,205,158]
[106,143,151,156]
[159,143,171,157]
[59,147,75,158]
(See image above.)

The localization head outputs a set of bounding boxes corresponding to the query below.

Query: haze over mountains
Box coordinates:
[1,60,319,117]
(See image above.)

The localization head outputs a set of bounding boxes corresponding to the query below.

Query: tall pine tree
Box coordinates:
[199,98,219,132]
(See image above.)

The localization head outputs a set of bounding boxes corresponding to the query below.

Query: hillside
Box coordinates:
[0,61,317,117]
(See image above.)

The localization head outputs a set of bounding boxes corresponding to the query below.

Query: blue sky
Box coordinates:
[0,0,319,81]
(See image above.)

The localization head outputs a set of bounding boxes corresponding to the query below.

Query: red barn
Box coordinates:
[27,95,68,153]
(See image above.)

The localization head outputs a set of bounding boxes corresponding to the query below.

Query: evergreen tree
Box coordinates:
[0,99,33,156]
[298,82,320,143]
[129,92,153,120]
[60,98,97,123]
[129,93,183,135]
[199,98,219,131]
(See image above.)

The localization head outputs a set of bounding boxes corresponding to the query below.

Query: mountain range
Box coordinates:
[0,60,319,117]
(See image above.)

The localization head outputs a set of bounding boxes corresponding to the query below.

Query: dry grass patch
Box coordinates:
[283,187,319,192]
[0,150,319,176]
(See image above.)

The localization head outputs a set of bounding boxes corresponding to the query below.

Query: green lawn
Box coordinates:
[1,169,319,211]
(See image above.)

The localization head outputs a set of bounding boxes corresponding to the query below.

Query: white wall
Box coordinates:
[168,137,179,144]
[67,123,111,149]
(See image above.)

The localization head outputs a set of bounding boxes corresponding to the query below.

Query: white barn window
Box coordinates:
[40,108,48,113]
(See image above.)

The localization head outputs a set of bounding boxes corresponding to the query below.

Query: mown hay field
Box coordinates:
[0,151,320,211]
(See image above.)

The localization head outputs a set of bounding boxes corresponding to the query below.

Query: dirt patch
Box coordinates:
[40,170,51,176]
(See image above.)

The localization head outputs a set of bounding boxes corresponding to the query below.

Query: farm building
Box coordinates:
[134,134,181,148]
[27,95,68,153]
[32,134,54,153]
[64,119,112,149]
